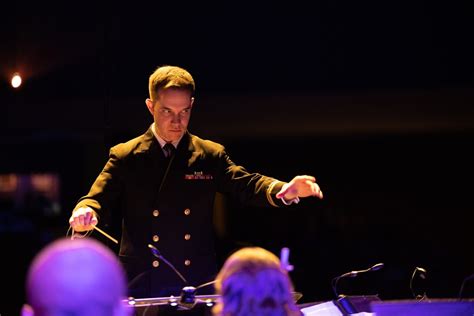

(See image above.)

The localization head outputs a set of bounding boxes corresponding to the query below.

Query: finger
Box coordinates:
[78,214,85,226]
[306,180,323,199]
[70,215,81,226]
[305,175,316,182]
[298,175,315,183]
[91,217,98,226]
[315,184,323,199]
[84,211,92,225]
[70,223,83,232]
[303,180,315,194]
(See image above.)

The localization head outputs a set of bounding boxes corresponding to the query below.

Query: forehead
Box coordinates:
[157,88,193,104]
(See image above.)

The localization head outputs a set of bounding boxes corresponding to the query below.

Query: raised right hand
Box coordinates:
[69,207,98,232]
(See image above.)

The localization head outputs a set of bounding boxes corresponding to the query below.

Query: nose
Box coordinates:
[171,113,181,124]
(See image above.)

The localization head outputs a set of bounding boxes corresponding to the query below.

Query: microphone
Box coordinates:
[147,244,219,310]
[458,272,474,300]
[148,244,188,285]
[332,263,384,298]
[410,266,428,300]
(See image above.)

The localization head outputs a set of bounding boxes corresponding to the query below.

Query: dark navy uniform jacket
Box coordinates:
[74,127,287,298]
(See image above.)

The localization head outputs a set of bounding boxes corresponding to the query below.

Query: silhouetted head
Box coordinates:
[23,238,130,316]
[214,247,301,316]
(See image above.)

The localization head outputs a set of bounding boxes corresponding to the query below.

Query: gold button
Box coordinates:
[184,234,191,240]
[152,260,159,267]
[184,208,191,216]
[153,210,159,217]
[152,235,159,242]
[184,259,191,266]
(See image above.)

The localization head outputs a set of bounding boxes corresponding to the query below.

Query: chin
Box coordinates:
[168,132,183,139]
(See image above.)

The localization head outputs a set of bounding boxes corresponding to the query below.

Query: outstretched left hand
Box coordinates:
[276,175,323,201]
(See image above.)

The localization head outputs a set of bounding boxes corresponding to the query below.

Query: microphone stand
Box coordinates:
[147,244,219,310]
[332,263,384,298]
[458,273,474,300]
[410,266,428,300]
[331,263,384,315]
[148,244,188,285]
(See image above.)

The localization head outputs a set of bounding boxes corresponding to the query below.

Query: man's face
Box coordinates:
[146,88,194,142]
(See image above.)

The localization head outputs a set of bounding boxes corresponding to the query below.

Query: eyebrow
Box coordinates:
[160,105,192,111]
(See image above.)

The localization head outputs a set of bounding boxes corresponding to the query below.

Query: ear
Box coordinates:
[190,97,195,108]
[21,304,34,316]
[145,98,154,115]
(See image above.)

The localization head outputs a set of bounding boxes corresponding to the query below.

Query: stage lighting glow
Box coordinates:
[11,73,22,88]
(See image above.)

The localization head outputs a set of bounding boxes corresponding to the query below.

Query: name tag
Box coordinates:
[184,171,213,180]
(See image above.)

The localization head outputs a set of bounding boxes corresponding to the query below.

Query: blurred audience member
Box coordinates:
[22,237,131,316]
[213,246,302,316]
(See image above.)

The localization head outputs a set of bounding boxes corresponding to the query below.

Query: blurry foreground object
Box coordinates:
[22,237,131,316]
[213,246,302,316]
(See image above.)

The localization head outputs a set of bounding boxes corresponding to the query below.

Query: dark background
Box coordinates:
[1,1,473,314]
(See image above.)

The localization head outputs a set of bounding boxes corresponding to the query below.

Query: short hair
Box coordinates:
[213,247,301,316]
[25,238,128,316]
[148,65,195,101]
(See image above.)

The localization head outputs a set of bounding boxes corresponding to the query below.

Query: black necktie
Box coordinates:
[163,143,175,158]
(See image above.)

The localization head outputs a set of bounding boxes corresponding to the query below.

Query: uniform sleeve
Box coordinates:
[215,149,287,208]
[73,147,124,221]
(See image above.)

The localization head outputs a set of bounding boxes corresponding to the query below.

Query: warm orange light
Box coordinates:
[0,174,18,193]
[11,73,22,88]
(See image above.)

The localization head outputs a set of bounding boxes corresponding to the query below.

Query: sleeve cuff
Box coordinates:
[266,180,280,207]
